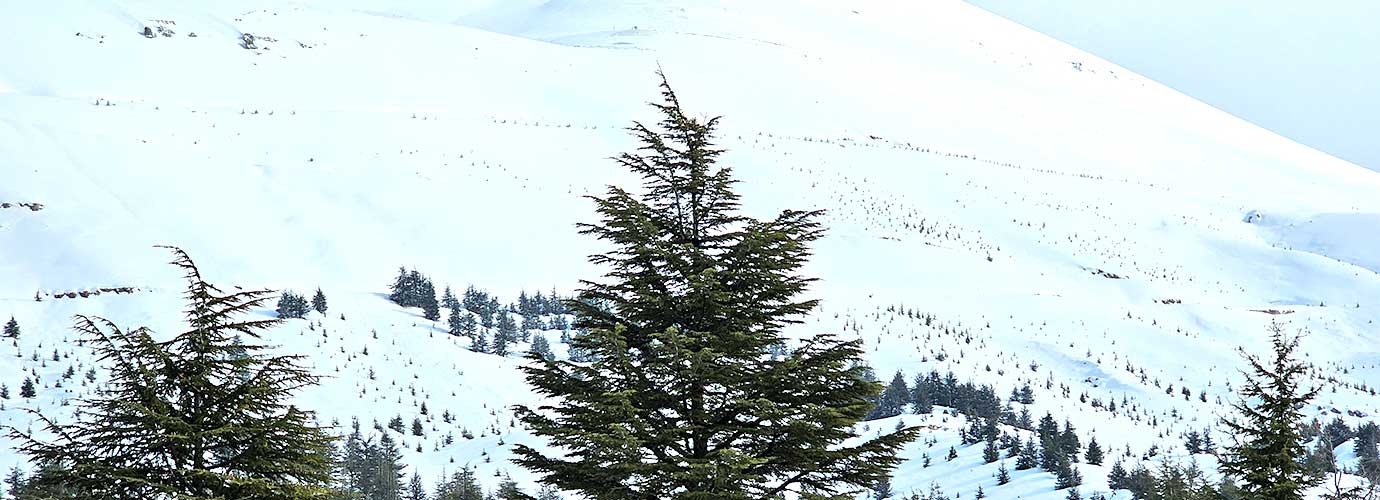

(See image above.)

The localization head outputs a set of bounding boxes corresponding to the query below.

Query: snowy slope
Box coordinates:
[3,0,1380,498]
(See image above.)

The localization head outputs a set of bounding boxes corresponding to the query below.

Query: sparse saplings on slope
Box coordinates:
[7,246,336,498]
[1219,322,1322,500]
[512,72,918,499]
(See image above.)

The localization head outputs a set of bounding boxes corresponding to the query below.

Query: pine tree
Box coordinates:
[1219,322,1322,500]
[535,483,563,500]
[997,462,1011,485]
[412,417,424,436]
[367,433,406,500]
[421,278,440,322]
[312,287,328,314]
[4,466,23,499]
[1060,419,1082,462]
[405,471,427,500]
[471,330,489,354]
[390,267,409,305]
[459,312,478,337]
[1055,455,1083,489]
[872,477,895,499]
[512,71,917,500]
[443,285,460,312]
[1040,438,1061,472]
[277,291,311,319]
[530,334,554,361]
[983,433,1001,463]
[1085,435,1104,465]
[7,246,336,498]
[1107,460,1129,490]
[1016,438,1039,470]
[868,370,912,420]
[495,312,518,352]
[19,377,35,398]
[448,307,466,337]
[3,316,18,338]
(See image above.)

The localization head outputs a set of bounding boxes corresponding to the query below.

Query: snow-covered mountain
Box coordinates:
[3,0,1379,498]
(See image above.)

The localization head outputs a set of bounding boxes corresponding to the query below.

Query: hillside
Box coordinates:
[3,0,1380,498]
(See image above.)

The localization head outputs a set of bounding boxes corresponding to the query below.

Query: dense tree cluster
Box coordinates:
[390,267,441,321]
[277,290,312,319]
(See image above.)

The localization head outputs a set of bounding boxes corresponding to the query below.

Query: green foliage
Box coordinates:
[278,290,312,319]
[512,71,917,500]
[1085,435,1104,465]
[868,371,911,421]
[337,423,406,500]
[433,467,483,500]
[3,316,18,338]
[1219,322,1322,500]
[312,288,328,314]
[19,377,34,399]
[389,268,440,321]
[530,333,554,361]
[6,246,336,499]
[1015,438,1039,471]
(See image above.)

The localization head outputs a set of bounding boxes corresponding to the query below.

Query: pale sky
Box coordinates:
[966,0,1380,172]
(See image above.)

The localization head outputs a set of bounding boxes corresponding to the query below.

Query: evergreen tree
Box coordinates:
[530,334,554,361]
[492,327,510,357]
[983,434,1001,464]
[1185,429,1205,454]
[535,484,563,500]
[1060,419,1082,462]
[390,267,409,305]
[370,434,406,500]
[868,370,912,420]
[19,377,35,398]
[412,417,424,437]
[1016,438,1040,470]
[1353,422,1379,481]
[3,316,18,338]
[1054,455,1083,489]
[1040,438,1061,472]
[406,471,427,500]
[911,372,933,414]
[1322,418,1353,449]
[471,330,489,354]
[437,467,484,500]
[1107,460,1129,490]
[459,312,479,338]
[1085,435,1104,465]
[4,466,23,499]
[277,291,311,319]
[443,285,460,312]
[495,313,518,351]
[512,71,917,500]
[421,278,441,322]
[871,477,895,500]
[312,287,328,314]
[7,246,336,498]
[997,462,1011,485]
[449,307,466,337]
[1219,322,1322,500]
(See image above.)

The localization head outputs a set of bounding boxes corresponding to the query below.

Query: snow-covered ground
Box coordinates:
[3,0,1379,498]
